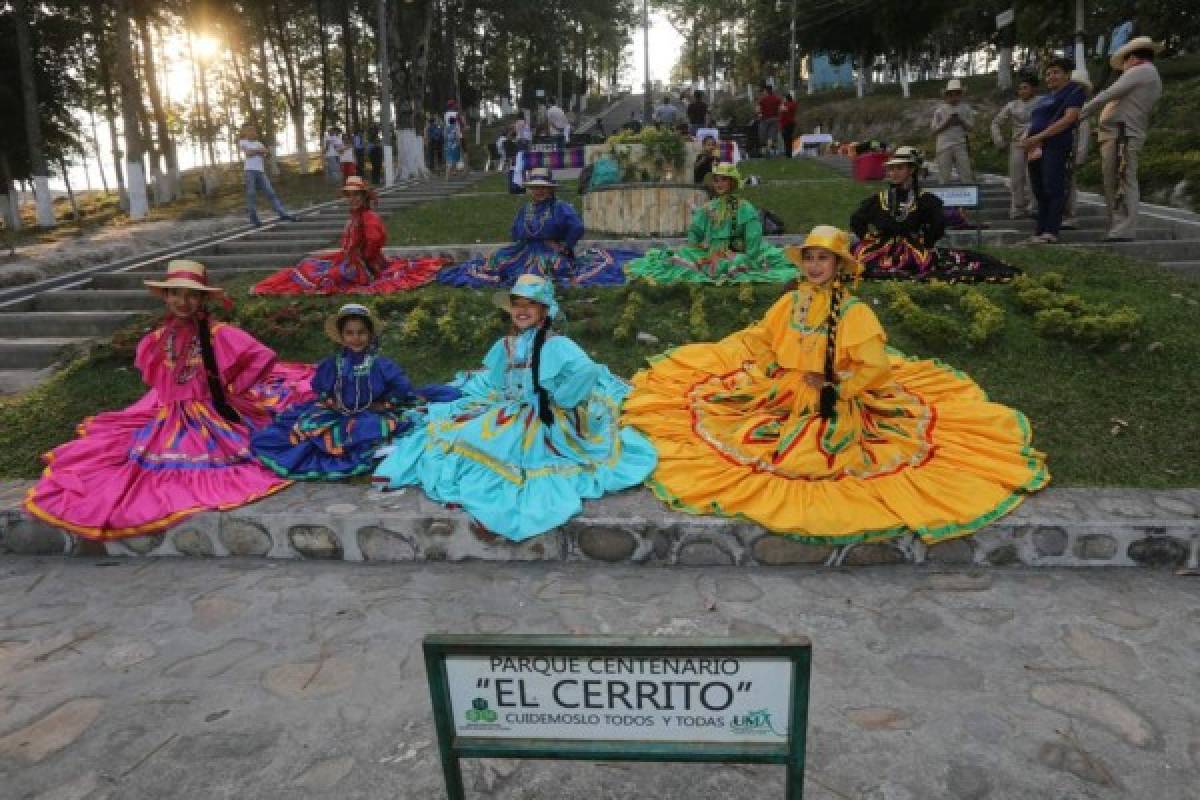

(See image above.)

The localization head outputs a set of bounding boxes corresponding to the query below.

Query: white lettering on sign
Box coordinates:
[926,185,980,208]
[445,654,793,744]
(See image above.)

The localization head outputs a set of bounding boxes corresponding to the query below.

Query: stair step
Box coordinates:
[0,338,92,369]
[90,269,277,290]
[0,367,57,396]
[140,253,300,270]
[210,239,335,255]
[0,311,147,338]
[33,290,161,312]
[1074,238,1200,261]
[1159,260,1200,278]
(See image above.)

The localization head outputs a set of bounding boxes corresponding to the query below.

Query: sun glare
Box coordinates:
[191,33,221,60]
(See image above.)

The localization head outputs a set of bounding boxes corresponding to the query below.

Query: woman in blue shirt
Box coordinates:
[1022,57,1087,243]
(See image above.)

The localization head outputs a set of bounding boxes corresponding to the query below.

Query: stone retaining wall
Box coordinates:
[2,482,1198,569]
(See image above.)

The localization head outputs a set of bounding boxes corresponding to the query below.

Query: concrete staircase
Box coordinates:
[0,173,486,395]
[815,154,1200,277]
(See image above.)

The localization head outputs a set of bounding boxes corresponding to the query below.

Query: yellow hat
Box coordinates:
[785,225,863,282]
[324,302,385,344]
[143,260,225,294]
[710,161,743,188]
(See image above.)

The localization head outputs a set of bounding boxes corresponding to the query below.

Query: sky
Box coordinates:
[625,10,686,90]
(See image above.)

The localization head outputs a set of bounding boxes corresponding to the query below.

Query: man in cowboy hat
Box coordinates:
[931,78,975,184]
[1079,36,1163,241]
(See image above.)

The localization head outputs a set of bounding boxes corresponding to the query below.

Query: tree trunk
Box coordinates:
[136,11,179,201]
[58,158,81,221]
[88,108,110,194]
[270,0,309,175]
[0,152,21,235]
[341,0,360,134]
[256,36,281,177]
[13,0,55,227]
[96,22,128,208]
[997,45,1013,90]
[114,0,148,218]
[387,0,434,179]
[316,0,333,132]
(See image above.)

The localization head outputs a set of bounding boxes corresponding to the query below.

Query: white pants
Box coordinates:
[1100,136,1143,239]
[1007,145,1034,216]
[936,144,974,184]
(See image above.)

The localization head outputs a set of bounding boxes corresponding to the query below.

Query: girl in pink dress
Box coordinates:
[24,260,314,541]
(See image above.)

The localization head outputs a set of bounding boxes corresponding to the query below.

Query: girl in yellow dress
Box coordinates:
[623,225,1048,544]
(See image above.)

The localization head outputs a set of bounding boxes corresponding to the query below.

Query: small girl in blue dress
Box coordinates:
[252,303,459,479]
[373,275,657,540]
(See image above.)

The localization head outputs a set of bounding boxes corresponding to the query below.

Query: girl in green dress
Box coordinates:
[625,162,796,284]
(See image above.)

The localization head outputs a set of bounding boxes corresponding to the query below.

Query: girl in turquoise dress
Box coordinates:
[625,162,796,284]
[373,274,657,540]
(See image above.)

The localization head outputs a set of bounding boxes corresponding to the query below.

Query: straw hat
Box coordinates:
[341,175,371,194]
[324,302,385,344]
[524,168,557,188]
[784,225,863,282]
[944,78,964,94]
[1110,36,1164,70]
[884,145,923,168]
[710,161,743,189]
[492,274,561,321]
[144,260,225,294]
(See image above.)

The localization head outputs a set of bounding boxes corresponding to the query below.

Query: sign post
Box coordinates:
[924,184,984,248]
[424,634,812,798]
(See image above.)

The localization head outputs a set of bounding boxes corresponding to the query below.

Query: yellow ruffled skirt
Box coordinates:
[623,345,1049,544]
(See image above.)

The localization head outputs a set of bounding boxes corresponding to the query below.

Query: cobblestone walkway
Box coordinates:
[0,558,1197,798]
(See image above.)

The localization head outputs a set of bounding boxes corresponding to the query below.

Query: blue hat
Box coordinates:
[493,274,560,321]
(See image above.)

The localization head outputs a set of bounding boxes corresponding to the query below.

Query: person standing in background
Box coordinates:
[756,84,782,157]
[546,100,569,147]
[367,126,384,185]
[931,79,975,183]
[338,132,357,178]
[425,117,445,170]
[1061,69,1094,230]
[991,74,1040,219]
[238,124,297,226]
[323,126,342,185]
[779,93,798,158]
[1022,57,1087,244]
[1079,36,1164,242]
[653,96,679,128]
[687,90,709,134]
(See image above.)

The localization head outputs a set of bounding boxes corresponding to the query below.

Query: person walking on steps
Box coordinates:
[239,124,298,227]
[991,73,1040,219]
[1079,36,1164,242]
[931,79,975,184]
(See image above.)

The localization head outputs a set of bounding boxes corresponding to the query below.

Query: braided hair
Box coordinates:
[819,281,843,420]
[196,311,241,424]
[529,318,555,426]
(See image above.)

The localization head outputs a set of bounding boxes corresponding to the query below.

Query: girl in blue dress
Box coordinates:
[252,304,459,479]
[373,275,657,540]
[437,168,637,288]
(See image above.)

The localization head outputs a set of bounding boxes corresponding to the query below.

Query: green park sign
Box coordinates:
[423,634,812,798]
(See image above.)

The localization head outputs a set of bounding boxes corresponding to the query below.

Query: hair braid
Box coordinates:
[529,318,555,426]
[819,283,843,420]
[196,313,242,425]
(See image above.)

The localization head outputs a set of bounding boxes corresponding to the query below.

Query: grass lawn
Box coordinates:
[3,159,1198,487]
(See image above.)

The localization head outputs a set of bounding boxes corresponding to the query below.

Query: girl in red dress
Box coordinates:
[252,176,446,295]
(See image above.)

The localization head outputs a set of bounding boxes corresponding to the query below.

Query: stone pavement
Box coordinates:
[0,558,1197,799]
